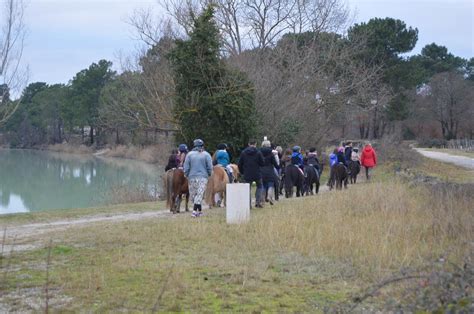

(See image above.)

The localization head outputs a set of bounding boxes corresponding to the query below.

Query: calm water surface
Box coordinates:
[0,149,163,214]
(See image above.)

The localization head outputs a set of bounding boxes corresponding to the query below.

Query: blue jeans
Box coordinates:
[246,179,264,207]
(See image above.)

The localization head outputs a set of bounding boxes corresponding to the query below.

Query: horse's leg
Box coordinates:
[185,192,189,211]
[171,193,177,214]
[175,195,181,213]
[315,179,320,194]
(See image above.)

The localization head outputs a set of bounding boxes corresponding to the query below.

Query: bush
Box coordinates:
[418,138,448,148]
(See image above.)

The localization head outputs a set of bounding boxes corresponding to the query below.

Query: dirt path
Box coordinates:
[2,185,333,254]
[1,210,172,253]
[415,148,474,169]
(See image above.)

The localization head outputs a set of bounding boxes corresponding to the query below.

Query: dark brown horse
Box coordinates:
[348,161,360,184]
[163,168,189,214]
[304,165,320,195]
[329,163,348,190]
[284,165,305,198]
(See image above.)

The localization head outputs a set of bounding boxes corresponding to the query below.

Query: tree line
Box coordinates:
[1,0,473,154]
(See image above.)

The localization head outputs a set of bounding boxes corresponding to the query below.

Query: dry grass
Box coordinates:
[2,178,472,311]
[47,143,93,154]
[416,157,474,183]
[101,144,171,164]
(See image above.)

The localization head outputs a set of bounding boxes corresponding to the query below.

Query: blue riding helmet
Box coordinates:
[178,144,188,153]
[193,139,204,147]
[292,145,301,152]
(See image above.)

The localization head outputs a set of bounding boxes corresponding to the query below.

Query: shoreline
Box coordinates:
[0,142,171,165]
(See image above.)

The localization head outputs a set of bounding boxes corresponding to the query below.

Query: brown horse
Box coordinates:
[330,163,348,190]
[229,163,240,182]
[204,166,229,208]
[163,168,189,214]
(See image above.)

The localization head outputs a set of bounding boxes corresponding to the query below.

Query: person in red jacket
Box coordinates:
[360,142,377,180]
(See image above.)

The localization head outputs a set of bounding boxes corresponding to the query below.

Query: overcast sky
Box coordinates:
[21,0,473,85]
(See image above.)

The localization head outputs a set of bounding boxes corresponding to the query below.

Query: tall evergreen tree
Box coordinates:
[70,60,115,144]
[168,5,256,154]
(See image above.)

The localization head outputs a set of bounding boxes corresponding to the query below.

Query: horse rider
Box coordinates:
[336,146,348,167]
[261,138,280,205]
[183,139,213,217]
[177,144,188,168]
[291,146,305,175]
[327,148,338,187]
[215,143,234,183]
[351,147,361,165]
[344,141,353,163]
[165,148,179,171]
[306,147,321,177]
[238,139,265,208]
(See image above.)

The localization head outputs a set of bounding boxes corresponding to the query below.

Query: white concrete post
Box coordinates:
[226,183,250,224]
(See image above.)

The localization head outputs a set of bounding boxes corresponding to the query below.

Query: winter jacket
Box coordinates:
[336,151,347,166]
[183,148,213,179]
[261,147,280,183]
[344,146,353,162]
[351,151,360,162]
[165,153,179,171]
[238,146,265,182]
[361,145,377,168]
[215,149,230,167]
[307,152,319,166]
[291,152,304,167]
[329,153,338,167]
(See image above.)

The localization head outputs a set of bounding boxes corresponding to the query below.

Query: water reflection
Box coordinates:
[0,149,163,214]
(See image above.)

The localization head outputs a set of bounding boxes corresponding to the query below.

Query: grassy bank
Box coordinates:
[1,167,472,311]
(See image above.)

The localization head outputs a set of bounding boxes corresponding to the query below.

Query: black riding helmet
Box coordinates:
[217,143,227,150]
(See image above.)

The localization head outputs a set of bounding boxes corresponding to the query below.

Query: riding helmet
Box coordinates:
[193,139,204,147]
[292,145,301,152]
[217,143,227,150]
[178,144,188,153]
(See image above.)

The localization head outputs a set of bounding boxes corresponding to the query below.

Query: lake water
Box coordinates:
[0,149,163,214]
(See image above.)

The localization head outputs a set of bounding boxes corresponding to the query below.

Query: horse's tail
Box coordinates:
[165,170,173,209]
[204,173,214,207]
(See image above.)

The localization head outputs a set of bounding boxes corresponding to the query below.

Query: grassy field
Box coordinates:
[1,155,473,312]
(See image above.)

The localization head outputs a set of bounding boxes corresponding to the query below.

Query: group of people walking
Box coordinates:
[165,137,377,217]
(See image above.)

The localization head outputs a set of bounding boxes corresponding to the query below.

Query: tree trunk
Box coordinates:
[90,126,94,145]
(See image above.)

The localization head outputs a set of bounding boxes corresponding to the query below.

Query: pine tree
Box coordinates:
[168,5,256,154]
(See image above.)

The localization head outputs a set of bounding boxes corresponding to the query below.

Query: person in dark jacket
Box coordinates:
[261,139,280,205]
[165,149,179,171]
[344,141,353,163]
[238,139,265,208]
[306,147,321,176]
[336,146,347,167]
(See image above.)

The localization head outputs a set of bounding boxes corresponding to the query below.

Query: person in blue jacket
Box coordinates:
[215,143,233,182]
[291,146,304,173]
[327,148,339,187]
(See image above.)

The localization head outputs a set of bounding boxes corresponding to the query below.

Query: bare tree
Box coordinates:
[421,71,474,140]
[0,0,27,125]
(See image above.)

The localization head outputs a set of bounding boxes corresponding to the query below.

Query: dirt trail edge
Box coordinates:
[1,185,330,253]
[414,148,474,170]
